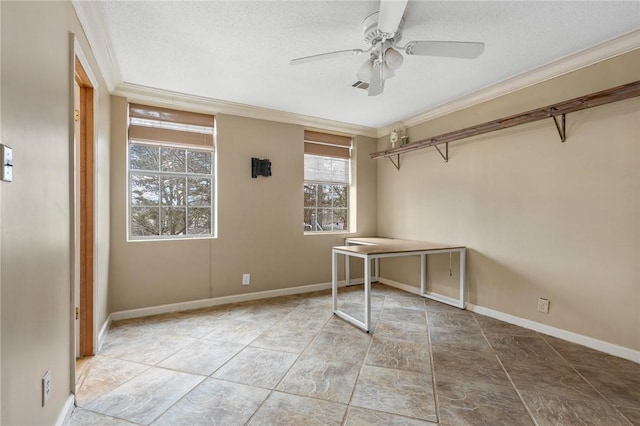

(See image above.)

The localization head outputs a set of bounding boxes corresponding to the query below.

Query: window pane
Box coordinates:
[304,208,318,231]
[130,144,159,171]
[161,207,186,235]
[317,208,335,231]
[187,150,212,174]
[131,207,159,236]
[333,208,348,230]
[161,176,186,206]
[188,208,211,234]
[333,185,347,208]
[131,174,159,205]
[303,184,317,208]
[161,147,186,172]
[187,177,211,206]
[318,184,333,208]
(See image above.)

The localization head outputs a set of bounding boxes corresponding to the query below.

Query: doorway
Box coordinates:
[74,56,95,358]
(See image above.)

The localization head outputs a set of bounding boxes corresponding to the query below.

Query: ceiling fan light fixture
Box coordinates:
[384,47,404,70]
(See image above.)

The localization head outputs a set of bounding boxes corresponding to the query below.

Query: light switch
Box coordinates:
[1,144,13,182]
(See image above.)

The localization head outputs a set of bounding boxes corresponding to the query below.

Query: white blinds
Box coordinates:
[304,154,350,184]
[128,103,215,148]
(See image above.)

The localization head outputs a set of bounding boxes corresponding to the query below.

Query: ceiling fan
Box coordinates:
[289,0,485,96]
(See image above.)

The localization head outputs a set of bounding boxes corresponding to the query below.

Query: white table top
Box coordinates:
[337,237,465,255]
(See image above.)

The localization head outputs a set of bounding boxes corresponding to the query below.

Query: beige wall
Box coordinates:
[109,105,377,312]
[377,51,640,351]
[1,1,111,424]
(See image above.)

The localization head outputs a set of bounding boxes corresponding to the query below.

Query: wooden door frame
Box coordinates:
[75,56,95,357]
[71,36,99,365]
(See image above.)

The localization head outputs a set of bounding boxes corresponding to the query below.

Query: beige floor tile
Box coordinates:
[501,357,604,401]
[157,340,244,376]
[575,365,640,409]
[100,330,196,365]
[545,335,640,371]
[431,346,510,387]
[520,389,631,426]
[344,406,437,425]
[75,356,149,406]
[249,325,317,353]
[429,325,492,353]
[374,319,429,343]
[248,391,347,425]
[213,346,298,389]
[152,378,269,426]
[83,367,204,425]
[379,306,427,324]
[303,330,371,362]
[239,305,294,324]
[382,295,426,311]
[365,336,431,373]
[280,306,333,330]
[322,315,374,337]
[616,405,640,425]
[65,408,137,426]
[436,379,533,426]
[277,355,361,403]
[427,310,480,329]
[202,319,273,345]
[485,334,564,362]
[351,365,437,422]
[338,301,383,325]
[70,285,637,426]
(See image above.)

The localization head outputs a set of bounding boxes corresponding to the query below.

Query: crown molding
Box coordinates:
[70,1,637,139]
[114,82,378,138]
[377,29,640,137]
[71,0,122,92]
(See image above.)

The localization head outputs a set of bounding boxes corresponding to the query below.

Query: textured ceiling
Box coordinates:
[96,1,639,129]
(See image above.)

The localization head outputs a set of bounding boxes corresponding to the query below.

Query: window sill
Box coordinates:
[304,231,351,236]
[127,235,217,243]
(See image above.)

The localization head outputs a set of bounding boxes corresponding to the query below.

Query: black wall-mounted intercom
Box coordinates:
[251,157,272,178]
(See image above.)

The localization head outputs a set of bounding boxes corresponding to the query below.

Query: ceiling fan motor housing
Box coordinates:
[362,11,403,46]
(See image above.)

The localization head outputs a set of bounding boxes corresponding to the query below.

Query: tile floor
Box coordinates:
[68,284,640,425]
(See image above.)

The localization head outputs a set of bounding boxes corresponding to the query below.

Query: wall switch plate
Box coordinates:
[538,298,550,314]
[242,273,251,285]
[42,370,52,407]
[1,144,13,182]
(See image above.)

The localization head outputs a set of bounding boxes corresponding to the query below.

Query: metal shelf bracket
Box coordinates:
[434,142,449,162]
[388,154,400,170]
[551,111,567,142]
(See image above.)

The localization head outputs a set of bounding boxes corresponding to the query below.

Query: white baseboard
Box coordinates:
[110,279,360,321]
[467,303,640,364]
[55,394,75,426]
[97,314,112,353]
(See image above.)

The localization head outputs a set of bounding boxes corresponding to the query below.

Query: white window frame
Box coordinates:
[304,154,351,234]
[127,140,216,241]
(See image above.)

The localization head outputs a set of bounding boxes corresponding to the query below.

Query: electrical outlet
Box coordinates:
[1,144,13,182]
[537,298,550,314]
[242,273,251,285]
[42,370,52,407]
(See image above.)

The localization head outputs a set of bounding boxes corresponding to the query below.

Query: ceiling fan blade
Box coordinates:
[368,62,384,96]
[404,41,485,59]
[377,0,408,35]
[289,49,365,65]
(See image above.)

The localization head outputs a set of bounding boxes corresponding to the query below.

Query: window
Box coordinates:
[128,104,215,240]
[303,130,352,232]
